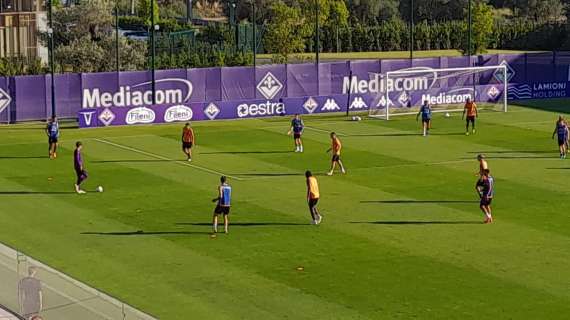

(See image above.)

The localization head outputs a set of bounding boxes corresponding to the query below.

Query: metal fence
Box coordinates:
[0,242,157,320]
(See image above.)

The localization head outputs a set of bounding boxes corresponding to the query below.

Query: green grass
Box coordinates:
[257,49,538,62]
[1,99,570,319]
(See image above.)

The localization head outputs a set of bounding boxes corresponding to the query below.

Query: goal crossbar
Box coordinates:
[371,64,508,120]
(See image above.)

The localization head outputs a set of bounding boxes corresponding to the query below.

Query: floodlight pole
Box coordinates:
[115,3,120,73]
[150,0,156,105]
[48,0,56,117]
[468,0,472,56]
[409,0,414,60]
[315,0,319,65]
[252,0,256,68]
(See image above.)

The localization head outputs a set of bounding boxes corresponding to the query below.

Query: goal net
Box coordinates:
[368,65,509,120]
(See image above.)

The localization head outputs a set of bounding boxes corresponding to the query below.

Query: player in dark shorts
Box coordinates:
[212,176,232,234]
[462,98,478,136]
[74,141,88,194]
[181,122,195,161]
[288,114,305,152]
[306,171,322,225]
[475,169,494,224]
[326,132,346,175]
[45,117,59,159]
[416,100,432,137]
[552,116,569,159]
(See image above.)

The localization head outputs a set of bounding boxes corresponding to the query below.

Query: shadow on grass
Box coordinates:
[0,156,46,159]
[0,191,75,195]
[200,151,292,155]
[350,221,481,225]
[361,200,477,204]
[467,150,554,154]
[176,222,307,227]
[235,173,300,177]
[459,156,554,160]
[81,230,211,236]
[92,159,180,163]
[546,167,570,170]
[513,98,570,114]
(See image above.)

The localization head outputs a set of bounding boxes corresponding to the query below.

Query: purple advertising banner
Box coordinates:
[0,52,569,125]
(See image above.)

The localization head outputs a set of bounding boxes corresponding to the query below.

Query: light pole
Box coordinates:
[468,0,472,56]
[47,0,55,117]
[150,0,157,105]
[315,0,319,64]
[187,0,192,24]
[115,3,120,73]
[409,0,414,60]
[252,0,256,68]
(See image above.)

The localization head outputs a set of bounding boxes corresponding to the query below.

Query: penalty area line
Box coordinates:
[94,138,243,181]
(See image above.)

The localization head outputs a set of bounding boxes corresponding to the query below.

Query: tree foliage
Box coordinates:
[264,1,312,63]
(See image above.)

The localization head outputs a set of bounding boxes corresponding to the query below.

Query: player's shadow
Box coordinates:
[81,230,211,236]
[0,156,46,159]
[467,150,553,154]
[459,155,553,159]
[361,200,478,204]
[349,133,418,137]
[350,221,481,225]
[176,222,307,227]
[546,167,570,170]
[92,159,179,163]
[0,191,75,195]
[234,173,300,177]
[200,151,292,154]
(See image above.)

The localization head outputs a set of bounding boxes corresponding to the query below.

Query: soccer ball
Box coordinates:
[352,116,362,121]
[96,186,104,193]
[444,112,451,118]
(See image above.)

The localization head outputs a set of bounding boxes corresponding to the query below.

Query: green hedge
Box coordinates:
[317,19,569,53]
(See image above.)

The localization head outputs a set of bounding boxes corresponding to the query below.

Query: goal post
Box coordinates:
[369,64,509,120]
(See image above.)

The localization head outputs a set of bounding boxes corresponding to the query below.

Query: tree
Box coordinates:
[464,1,494,54]
[49,0,148,73]
[264,1,312,63]
[348,0,399,22]
[517,0,566,23]
[138,0,160,26]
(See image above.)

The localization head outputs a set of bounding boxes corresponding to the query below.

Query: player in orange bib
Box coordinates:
[181,122,195,161]
[462,98,478,135]
[477,154,488,176]
[305,171,323,225]
[326,132,346,176]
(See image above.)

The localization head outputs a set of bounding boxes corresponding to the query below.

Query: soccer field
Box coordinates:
[1,100,570,319]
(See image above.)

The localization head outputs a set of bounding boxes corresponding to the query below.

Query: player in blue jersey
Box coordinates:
[45,117,59,159]
[476,169,494,224]
[552,116,569,159]
[288,114,305,152]
[212,176,232,234]
[416,100,432,136]
[73,141,88,194]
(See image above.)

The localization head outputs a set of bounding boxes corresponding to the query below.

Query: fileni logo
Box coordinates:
[0,88,12,114]
[237,101,285,118]
[82,78,193,108]
[126,107,156,124]
[164,105,193,123]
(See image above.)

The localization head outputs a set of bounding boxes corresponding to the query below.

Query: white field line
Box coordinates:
[0,254,134,320]
[94,138,243,181]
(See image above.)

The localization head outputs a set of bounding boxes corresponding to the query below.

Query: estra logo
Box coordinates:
[237,101,286,118]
